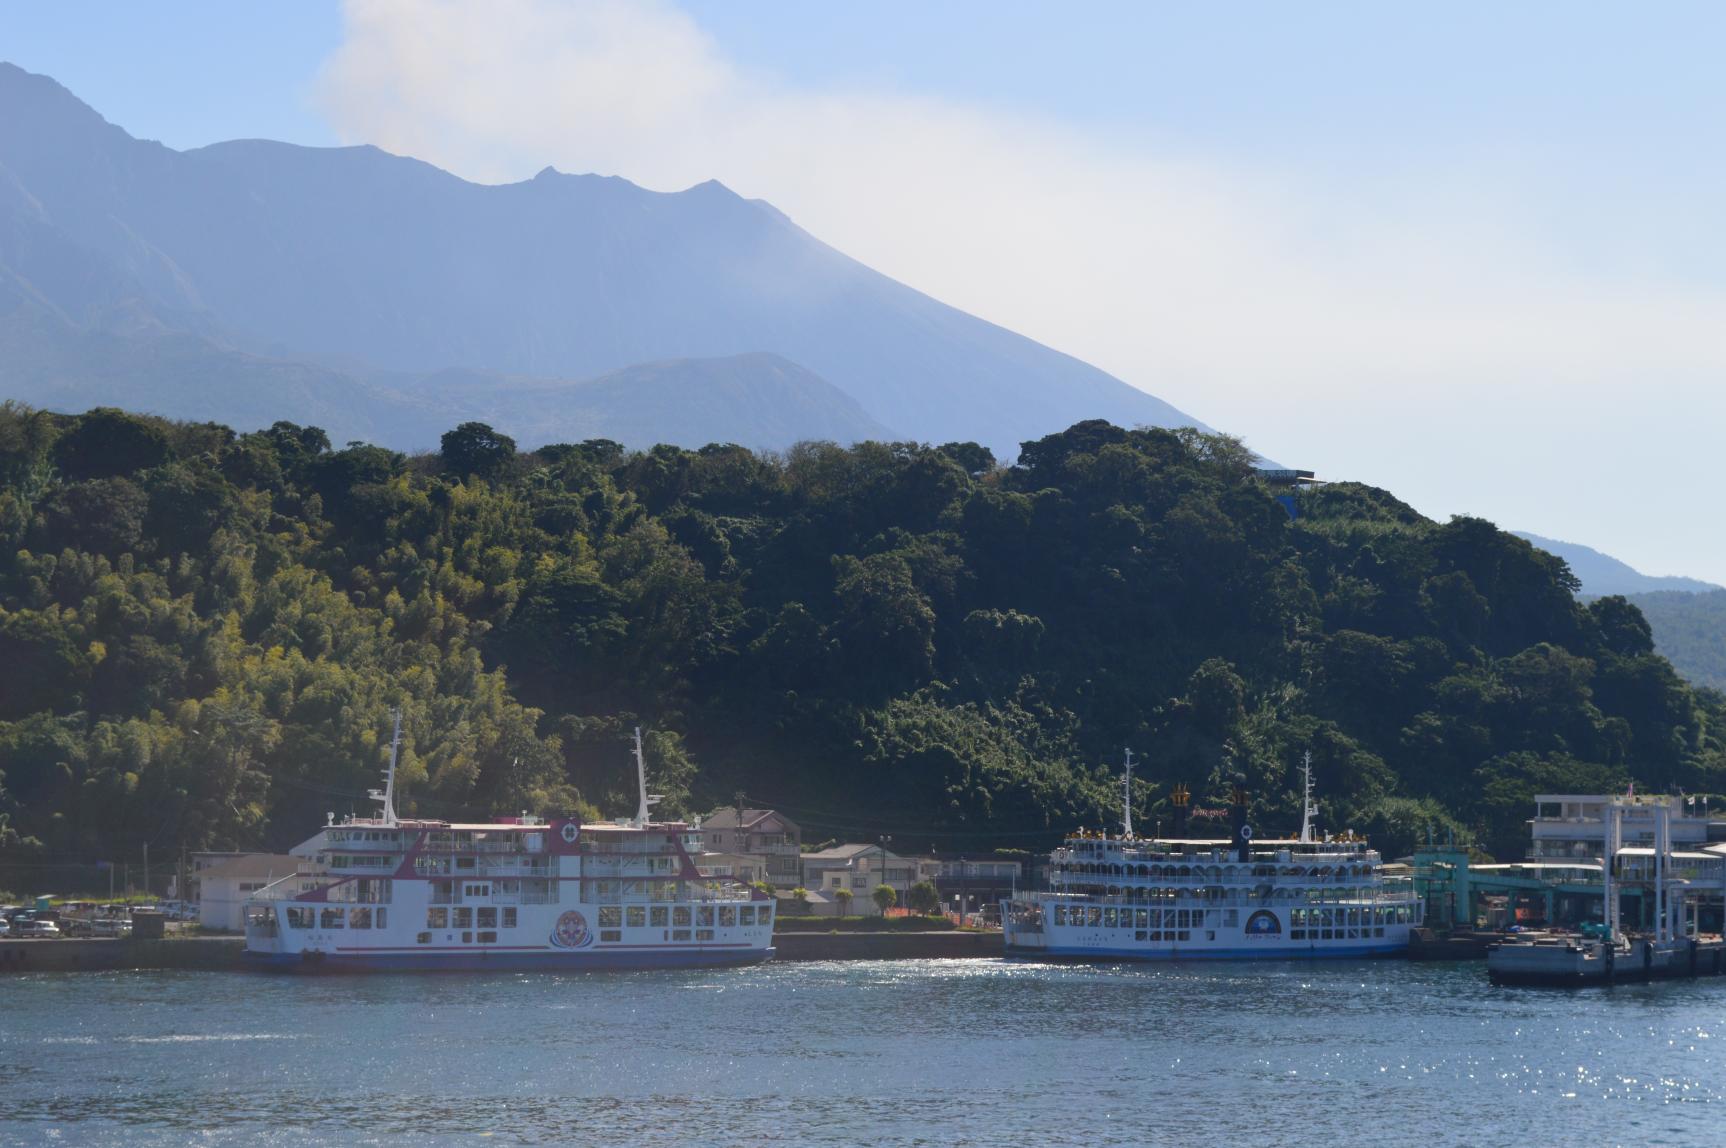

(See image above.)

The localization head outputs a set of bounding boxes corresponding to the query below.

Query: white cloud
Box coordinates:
[318,0,1726,582]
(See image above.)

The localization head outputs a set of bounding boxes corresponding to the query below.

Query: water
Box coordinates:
[1,959,1720,1146]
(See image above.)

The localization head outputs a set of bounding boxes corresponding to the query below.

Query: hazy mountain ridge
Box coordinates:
[0,62,1204,455]
[1512,531,1722,597]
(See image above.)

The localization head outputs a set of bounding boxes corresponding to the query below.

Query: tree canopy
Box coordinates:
[2,404,1721,889]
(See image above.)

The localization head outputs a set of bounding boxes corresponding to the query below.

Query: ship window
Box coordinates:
[697,929,715,941]
[1086,907,1102,927]
[759,905,772,926]
[377,908,388,928]
[478,907,498,929]
[719,907,737,927]
[349,908,372,929]
[627,906,646,928]
[456,858,476,870]
[650,906,669,927]
[453,908,473,929]
[739,906,754,926]
[417,931,431,944]
[477,931,497,944]
[697,906,715,927]
[599,906,622,928]
[286,907,311,929]
[502,908,517,928]
[1292,929,1305,940]
[1053,907,1067,926]
[1103,909,1118,928]
[427,908,448,929]
[462,931,473,943]
[673,906,692,927]
[674,929,691,941]
[320,908,345,929]
[1136,930,1147,941]
[600,930,622,943]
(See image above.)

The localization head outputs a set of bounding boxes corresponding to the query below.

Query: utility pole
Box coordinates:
[142,842,150,901]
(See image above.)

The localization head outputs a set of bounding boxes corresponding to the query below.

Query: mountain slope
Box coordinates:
[0,62,1204,457]
[1512,531,1721,597]
[1620,591,1726,692]
[384,353,897,450]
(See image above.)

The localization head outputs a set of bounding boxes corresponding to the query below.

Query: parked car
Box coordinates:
[91,917,132,938]
[10,918,61,938]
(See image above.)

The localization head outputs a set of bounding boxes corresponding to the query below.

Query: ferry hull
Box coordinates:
[1006,941,1406,962]
[243,945,775,973]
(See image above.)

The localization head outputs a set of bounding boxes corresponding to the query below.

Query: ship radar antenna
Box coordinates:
[1299,750,1317,845]
[1121,747,1136,839]
[634,726,662,826]
[368,708,402,828]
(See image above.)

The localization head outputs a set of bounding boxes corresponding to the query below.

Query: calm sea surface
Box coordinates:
[1,958,1721,1146]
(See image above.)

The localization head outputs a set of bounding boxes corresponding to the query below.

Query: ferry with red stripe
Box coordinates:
[243,722,774,971]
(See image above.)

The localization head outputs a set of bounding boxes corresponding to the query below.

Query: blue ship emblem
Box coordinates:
[1244,910,1281,936]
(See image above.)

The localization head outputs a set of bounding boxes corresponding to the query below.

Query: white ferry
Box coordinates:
[243,722,774,971]
[1002,753,1417,960]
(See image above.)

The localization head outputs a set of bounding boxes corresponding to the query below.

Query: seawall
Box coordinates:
[771,930,1001,961]
[1,931,1002,973]
[0,935,245,973]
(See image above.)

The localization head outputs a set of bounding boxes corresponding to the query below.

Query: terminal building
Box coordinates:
[1415,792,1726,932]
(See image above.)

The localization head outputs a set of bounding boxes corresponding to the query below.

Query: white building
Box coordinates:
[802,844,919,912]
[1529,793,1726,861]
[196,854,320,931]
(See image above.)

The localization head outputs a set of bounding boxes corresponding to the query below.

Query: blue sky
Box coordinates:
[6,1,1725,580]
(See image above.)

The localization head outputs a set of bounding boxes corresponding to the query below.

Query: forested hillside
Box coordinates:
[1,403,1719,882]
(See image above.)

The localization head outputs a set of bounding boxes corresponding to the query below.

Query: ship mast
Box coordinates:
[1298,751,1317,845]
[368,708,402,828]
[1121,747,1135,839]
[633,726,662,826]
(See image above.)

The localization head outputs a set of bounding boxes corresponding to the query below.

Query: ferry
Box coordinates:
[1001,753,1418,960]
[243,720,775,971]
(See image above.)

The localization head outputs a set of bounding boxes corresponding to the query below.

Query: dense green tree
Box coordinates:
[441,422,518,480]
[871,883,898,916]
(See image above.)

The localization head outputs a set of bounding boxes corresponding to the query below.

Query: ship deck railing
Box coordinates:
[1035,889,1419,908]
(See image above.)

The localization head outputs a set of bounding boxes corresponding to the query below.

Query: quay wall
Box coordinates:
[0,935,244,973]
[772,930,1001,961]
[1,931,1000,973]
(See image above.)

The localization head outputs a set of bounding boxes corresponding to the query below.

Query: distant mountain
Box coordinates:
[0,62,1205,455]
[379,353,896,451]
[1511,532,1722,597]
[1619,590,1726,692]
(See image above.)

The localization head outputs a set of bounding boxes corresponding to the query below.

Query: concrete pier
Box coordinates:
[0,935,244,973]
[1,930,1004,973]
